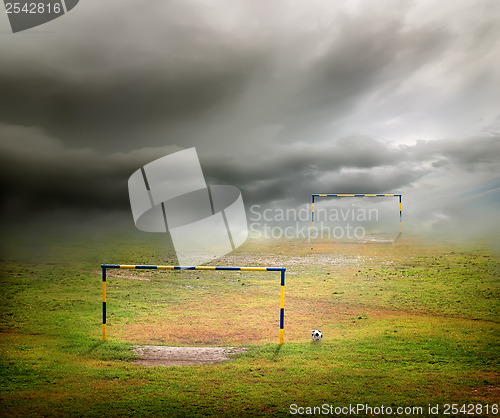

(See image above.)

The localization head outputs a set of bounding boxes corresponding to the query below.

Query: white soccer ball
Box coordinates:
[312,330,322,341]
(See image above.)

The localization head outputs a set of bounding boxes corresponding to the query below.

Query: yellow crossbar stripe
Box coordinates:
[194,266,217,270]
[240,267,267,271]
[338,194,355,196]
[319,194,327,197]
[119,265,137,269]
[384,194,394,197]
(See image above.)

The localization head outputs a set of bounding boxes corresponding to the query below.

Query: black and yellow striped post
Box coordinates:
[279,268,285,344]
[100,264,286,344]
[102,266,106,341]
[311,194,315,228]
[399,194,402,233]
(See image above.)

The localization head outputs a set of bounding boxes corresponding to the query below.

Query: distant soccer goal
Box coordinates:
[311,194,402,238]
[101,264,286,344]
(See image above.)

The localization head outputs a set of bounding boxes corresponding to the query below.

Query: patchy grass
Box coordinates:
[0,230,499,416]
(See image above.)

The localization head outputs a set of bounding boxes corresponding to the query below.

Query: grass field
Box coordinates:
[1,228,499,416]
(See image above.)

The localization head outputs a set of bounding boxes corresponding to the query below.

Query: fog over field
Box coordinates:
[0,0,499,245]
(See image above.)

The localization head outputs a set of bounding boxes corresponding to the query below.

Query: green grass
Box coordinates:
[1,229,499,416]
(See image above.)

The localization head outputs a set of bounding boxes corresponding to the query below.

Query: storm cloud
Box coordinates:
[0,0,499,239]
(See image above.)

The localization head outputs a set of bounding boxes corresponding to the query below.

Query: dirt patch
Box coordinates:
[132,345,246,367]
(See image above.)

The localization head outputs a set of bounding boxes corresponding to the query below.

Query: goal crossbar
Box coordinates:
[101,264,286,344]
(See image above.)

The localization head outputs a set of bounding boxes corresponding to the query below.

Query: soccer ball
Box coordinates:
[311,330,322,341]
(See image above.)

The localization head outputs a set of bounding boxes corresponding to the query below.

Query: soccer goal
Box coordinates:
[101,264,286,344]
[311,194,402,237]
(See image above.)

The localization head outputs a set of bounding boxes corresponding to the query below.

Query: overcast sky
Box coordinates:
[0,0,499,241]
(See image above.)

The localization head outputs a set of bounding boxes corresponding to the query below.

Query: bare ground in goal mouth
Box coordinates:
[132,345,246,367]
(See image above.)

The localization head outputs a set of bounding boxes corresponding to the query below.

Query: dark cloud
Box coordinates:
[0,0,499,241]
[412,135,500,170]
[1,122,497,229]
[0,67,253,151]
[0,124,181,219]
[1,0,498,152]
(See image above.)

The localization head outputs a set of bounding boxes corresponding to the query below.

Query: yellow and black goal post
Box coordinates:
[311,193,402,235]
[101,264,286,344]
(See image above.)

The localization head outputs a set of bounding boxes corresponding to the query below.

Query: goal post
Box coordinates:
[311,193,402,234]
[101,264,286,344]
